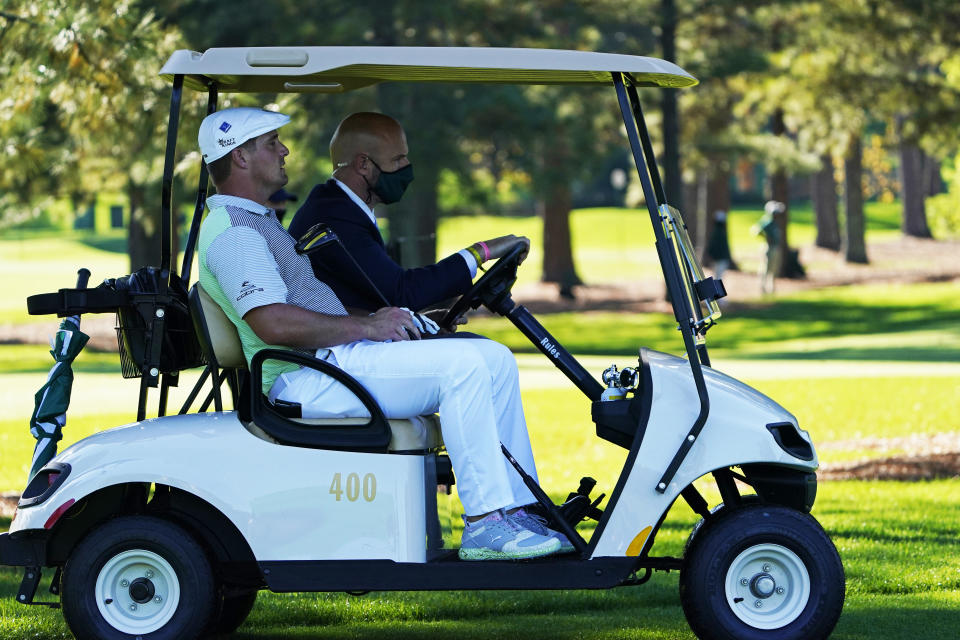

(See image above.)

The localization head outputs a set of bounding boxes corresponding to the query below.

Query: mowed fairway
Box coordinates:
[1,218,959,638]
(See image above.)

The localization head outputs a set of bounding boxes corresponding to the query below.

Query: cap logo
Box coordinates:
[219,121,232,133]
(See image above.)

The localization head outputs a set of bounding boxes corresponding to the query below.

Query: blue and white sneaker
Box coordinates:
[510,508,577,554]
[459,510,561,560]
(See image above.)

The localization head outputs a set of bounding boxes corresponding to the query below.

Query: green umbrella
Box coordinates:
[28,315,89,482]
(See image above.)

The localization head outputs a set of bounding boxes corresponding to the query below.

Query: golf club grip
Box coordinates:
[75,268,91,289]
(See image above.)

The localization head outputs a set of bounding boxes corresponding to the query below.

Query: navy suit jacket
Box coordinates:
[289,180,472,312]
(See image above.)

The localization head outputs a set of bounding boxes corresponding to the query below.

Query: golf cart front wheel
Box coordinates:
[61,515,215,640]
[679,504,844,640]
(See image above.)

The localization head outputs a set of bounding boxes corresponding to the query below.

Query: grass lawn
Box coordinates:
[435,200,907,287]
[1,209,957,638]
[2,480,957,639]
[0,199,909,325]
[464,279,960,362]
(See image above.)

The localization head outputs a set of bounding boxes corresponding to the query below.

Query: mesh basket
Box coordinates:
[115,306,206,378]
[110,269,206,379]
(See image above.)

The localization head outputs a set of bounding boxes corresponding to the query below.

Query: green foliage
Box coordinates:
[926,154,960,237]
[436,166,534,216]
[0,1,196,233]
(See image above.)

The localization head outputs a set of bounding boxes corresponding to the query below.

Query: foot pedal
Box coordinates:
[528,477,605,527]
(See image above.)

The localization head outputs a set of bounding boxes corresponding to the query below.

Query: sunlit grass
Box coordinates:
[0,233,129,325]
[0,202,911,324]
[466,279,960,361]
[1,207,957,637]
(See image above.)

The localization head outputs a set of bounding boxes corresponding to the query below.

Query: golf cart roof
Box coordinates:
[159,46,697,93]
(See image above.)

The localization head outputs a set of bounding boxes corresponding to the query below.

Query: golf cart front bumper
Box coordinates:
[0,531,49,567]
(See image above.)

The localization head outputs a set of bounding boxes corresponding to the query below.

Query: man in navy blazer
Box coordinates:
[289,112,528,314]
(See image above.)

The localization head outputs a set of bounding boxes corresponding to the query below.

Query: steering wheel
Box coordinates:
[439,242,527,331]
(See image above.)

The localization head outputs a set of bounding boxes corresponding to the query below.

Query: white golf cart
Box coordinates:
[1,47,844,640]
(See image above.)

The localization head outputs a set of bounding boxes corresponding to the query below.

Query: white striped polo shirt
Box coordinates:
[198,194,348,394]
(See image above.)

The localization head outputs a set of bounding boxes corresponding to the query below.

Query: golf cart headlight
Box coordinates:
[766,422,814,461]
[19,462,71,508]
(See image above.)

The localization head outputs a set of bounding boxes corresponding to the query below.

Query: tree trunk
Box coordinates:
[924,153,943,197]
[541,180,581,298]
[683,173,704,257]
[370,1,438,267]
[698,162,727,244]
[704,164,737,271]
[843,135,868,264]
[705,165,731,227]
[897,117,933,238]
[683,179,701,253]
[770,108,800,277]
[386,164,439,267]
[812,154,841,251]
[660,0,682,211]
[127,181,156,272]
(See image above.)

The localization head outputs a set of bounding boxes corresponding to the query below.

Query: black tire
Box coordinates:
[683,494,763,556]
[679,504,844,640]
[61,515,216,640]
[208,589,258,636]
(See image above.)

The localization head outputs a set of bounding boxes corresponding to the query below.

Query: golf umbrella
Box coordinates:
[27,269,91,482]
[28,315,89,482]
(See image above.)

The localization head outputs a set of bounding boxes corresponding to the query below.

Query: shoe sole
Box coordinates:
[458,541,561,561]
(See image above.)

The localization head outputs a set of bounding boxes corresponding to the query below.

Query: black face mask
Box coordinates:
[367,157,414,204]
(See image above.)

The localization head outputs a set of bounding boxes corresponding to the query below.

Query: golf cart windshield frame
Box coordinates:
[158,46,717,491]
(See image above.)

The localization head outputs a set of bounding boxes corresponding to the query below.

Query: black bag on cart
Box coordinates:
[28,266,205,379]
[108,267,206,379]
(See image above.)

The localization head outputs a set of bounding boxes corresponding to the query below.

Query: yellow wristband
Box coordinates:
[466,245,483,265]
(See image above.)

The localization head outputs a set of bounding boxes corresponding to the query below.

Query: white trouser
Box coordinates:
[269,337,538,516]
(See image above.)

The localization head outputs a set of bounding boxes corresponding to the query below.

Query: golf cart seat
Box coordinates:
[188,282,443,453]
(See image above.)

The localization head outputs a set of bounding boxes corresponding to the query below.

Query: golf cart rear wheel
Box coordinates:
[679,504,844,640]
[61,515,215,640]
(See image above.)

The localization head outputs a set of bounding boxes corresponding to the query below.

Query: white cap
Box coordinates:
[198,107,290,163]
[764,200,786,215]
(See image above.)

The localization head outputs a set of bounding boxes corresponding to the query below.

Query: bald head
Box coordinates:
[330,112,404,168]
[329,112,410,206]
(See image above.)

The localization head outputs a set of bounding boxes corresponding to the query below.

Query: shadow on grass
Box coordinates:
[833,603,960,640]
[700,300,960,353]
[233,581,688,639]
[499,297,960,359]
[77,236,128,254]
[0,572,691,640]
[827,523,960,548]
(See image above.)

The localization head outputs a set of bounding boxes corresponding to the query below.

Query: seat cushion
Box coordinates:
[194,283,246,369]
[248,413,443,452]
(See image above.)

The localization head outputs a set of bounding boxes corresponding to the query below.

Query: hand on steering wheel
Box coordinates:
[440,241,527,332]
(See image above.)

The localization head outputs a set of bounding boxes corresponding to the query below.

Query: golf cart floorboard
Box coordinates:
[259,555,669,592]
